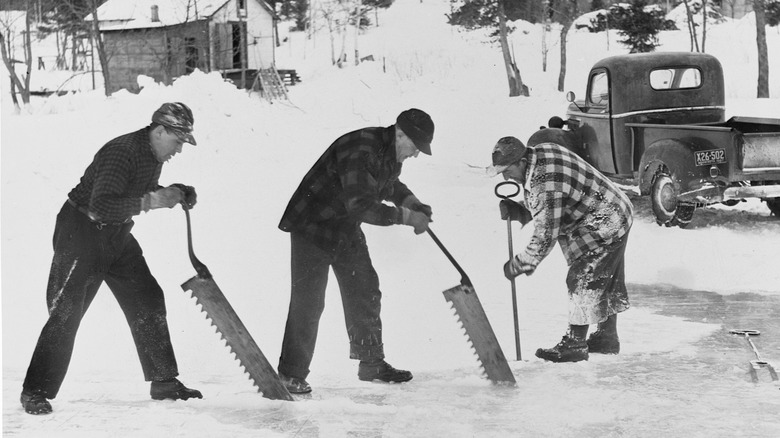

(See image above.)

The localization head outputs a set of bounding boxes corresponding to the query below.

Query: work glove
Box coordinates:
[499,199,532,226]
[169,183,197,209]
[400,207,431,235]
[401,194,433,219]
[143,187,184,210]
[503,253,537,279]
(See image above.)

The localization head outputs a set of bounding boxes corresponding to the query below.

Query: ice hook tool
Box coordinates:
[427,228,515,384]
[180,205,294,401]
[495,180,524,361]
[729,329,778,383]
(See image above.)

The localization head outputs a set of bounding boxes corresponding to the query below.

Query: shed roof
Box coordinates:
[88,0,273,31]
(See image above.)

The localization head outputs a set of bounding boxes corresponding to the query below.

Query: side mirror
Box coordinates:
[566,91,576,102]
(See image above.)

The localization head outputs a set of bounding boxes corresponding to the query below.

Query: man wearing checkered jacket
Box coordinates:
[489,136,633,363]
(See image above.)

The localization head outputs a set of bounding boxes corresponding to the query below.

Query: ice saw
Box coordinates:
[179,205,293,401]
[427,228,516,384]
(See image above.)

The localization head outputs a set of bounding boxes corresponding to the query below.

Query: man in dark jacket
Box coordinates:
[277,109,435,394]
[21,102,202,415]
[490,136,633,363]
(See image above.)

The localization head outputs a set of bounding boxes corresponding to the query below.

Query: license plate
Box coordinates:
[694,148,726,166]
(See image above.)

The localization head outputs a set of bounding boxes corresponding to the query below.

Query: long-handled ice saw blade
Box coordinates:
[443,284,516,384]
[182,276,294,401]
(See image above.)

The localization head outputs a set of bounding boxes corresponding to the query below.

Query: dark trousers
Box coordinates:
[23,201,179,398]
[278,231,384,379]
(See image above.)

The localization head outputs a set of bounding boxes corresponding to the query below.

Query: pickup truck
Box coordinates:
[528,52,780,227]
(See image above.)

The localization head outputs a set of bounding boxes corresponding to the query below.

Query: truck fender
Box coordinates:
[527,128,581,154]
[638,139,697,196]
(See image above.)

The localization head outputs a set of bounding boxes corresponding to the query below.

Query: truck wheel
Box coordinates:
[651,174,678,225]
[766,198,780,217]
[651,174,696,227]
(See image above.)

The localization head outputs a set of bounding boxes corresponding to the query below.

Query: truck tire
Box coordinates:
[766,198,780,217]
[651,173,695,228]
[651,174,677,224]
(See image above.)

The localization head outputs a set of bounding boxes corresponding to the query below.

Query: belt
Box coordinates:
[67,199,130,228]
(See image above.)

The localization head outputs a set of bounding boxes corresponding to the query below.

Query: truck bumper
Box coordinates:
[679,184,780,203]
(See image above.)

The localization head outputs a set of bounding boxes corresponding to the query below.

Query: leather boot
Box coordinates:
[150,378,203,401]
[279,373,312,394]
[20,390,52,415]
[535,335,589,363]
[358,360,413,383]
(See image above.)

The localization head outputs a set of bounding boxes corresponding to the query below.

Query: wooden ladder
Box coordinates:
[252,66,288,101]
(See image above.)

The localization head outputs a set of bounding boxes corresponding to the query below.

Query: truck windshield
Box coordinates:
[650,67,702,90]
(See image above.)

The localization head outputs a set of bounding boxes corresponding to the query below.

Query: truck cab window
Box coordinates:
[588,71,609,106]
[650,67,702,90]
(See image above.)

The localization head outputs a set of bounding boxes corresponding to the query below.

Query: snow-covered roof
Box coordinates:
[87,0,230,31]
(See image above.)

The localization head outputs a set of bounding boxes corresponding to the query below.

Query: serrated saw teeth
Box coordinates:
[181,276,295,400]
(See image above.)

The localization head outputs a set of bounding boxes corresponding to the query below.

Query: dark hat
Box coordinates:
[152,102,197,145]
[487,136,527,176]
[396,108,434,155]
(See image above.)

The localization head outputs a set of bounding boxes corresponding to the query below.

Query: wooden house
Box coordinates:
[88,0,278,93]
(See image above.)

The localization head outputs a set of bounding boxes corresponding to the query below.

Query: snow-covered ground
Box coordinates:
[2,0,780,436]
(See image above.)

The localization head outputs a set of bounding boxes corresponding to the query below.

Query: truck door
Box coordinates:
[579,69,617,174]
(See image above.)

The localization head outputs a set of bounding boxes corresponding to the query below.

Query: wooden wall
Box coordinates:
[102,21,210,93]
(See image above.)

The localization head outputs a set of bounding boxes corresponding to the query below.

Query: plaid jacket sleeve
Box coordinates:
[338,147,403,226]
[84,131,162,222]
[522,144,633,265]
[387,180,414,207]
[523,175,564,267]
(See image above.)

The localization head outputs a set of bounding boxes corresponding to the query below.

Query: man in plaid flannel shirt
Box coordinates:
[277,109,435,394]
[21,103,202,415]
[490,136,633,363]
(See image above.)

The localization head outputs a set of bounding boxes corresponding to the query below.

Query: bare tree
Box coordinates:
[447,0,529,97]
[701,0,706,51]
[353,0,361,65]
[681,0,700,52]
[0,5,33,110]
[497,0,527,96]
[318,0,352,66]
[754,0,770,97]
[721,0,738,18]
[550,0,578,92]
[54,0,111,93]
[86,0,110,95]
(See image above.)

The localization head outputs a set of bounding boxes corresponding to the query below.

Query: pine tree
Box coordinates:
[607,0,670,53]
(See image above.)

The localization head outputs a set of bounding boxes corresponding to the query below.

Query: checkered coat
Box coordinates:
[278,126,414,252]
[68,127,163,223]
[521,142,633,266]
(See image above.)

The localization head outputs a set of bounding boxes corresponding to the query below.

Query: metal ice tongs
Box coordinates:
[729,329,779,383]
